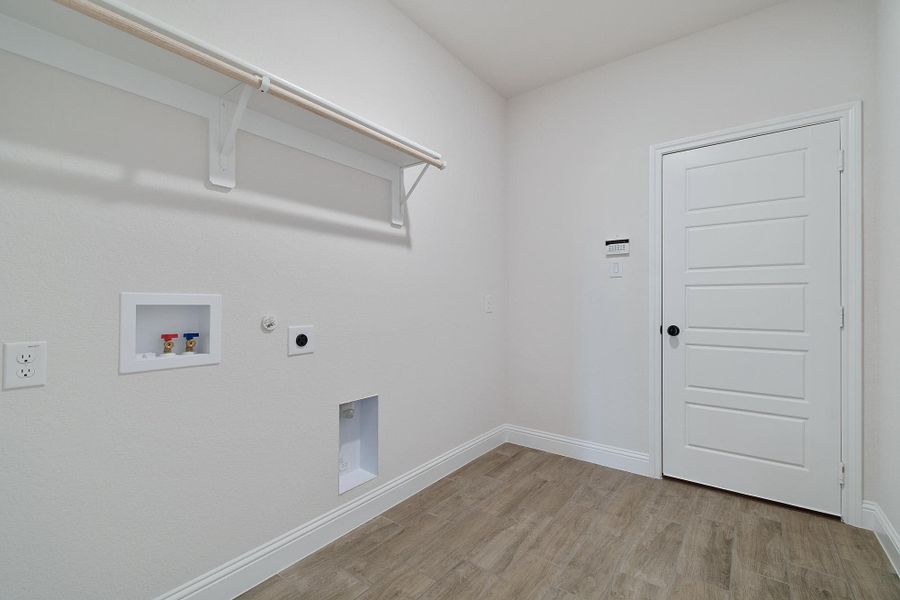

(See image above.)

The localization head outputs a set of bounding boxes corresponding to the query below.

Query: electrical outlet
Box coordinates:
[3,341,47,390]
[287,325,315,356]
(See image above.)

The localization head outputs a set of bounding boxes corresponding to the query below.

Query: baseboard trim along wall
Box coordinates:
[862,500,900,576]
[168,425,900,599]
[154,426,507,600]
[154,425,651,599]
[505,425,651,476]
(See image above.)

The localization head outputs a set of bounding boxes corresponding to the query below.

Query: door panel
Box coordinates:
[686,284,805,331]
[685,149,806,210]
[686,218,806,269]
[662,122,842,515]
[685,345,806,399]
[684,404,806,467]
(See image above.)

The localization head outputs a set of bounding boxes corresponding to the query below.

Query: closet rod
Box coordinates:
[53,0,447,170]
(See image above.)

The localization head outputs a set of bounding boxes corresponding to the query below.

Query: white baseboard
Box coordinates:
[154,424,651,599]
[862,500,900,576]
[154,425,507,600]
[505,425,651,476]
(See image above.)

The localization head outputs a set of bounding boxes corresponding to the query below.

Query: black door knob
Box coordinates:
[667,325,680,336]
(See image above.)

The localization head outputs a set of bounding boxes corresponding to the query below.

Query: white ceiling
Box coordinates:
[390,0,786,97]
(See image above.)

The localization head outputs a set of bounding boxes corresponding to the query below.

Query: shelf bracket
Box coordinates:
[393,164,430,227]
[209,76,270,189]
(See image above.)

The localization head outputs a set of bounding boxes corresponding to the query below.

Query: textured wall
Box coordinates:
[506,0,876,461]
[869,0,900,539]
[0,1,508,597]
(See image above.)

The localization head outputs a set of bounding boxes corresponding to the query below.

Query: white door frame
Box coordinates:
[647,102,863,526]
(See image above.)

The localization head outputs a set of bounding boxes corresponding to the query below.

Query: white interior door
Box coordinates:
[661,122,842,515]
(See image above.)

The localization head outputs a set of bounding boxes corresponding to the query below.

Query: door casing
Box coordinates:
[647,102,863,526]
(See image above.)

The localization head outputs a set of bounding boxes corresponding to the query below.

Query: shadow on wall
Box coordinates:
[0,132,412,248]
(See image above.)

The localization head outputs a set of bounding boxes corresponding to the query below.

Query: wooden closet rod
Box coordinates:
[53,0,447,170]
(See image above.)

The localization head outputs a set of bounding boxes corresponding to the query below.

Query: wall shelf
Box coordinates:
[0,0,445,226]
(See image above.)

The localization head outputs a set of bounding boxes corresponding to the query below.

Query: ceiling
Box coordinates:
[390,0,786,97]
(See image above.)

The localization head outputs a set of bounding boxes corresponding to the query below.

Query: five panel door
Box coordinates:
[661,122,843,515]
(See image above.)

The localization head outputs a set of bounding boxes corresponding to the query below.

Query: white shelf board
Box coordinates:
[0,0,435,169]
[339,469,377,495]
[0,1,442,225]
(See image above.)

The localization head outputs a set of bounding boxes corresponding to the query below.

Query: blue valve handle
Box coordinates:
[183,333,200,340]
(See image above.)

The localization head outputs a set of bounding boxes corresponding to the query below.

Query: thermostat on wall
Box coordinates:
[606,238,630,256]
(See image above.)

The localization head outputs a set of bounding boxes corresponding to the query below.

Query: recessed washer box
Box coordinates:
[119,293,222,374]
[339,395,378,494]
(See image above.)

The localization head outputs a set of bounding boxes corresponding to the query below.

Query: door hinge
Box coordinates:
[840,306,845,329]
[839,462,846,486]
[838,149,845,172]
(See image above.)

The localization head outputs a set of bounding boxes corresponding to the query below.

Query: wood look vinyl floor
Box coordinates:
[238,445,900,600]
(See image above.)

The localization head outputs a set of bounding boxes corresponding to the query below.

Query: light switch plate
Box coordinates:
[484,293,496,314]
[288,325,315,355]
[3,341,47,390]
[609,261,624,278]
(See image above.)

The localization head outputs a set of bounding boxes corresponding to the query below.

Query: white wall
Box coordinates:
[507,0,876,459]
[0,1,508,598]
[870,0,900,536]
[3,0,895,596]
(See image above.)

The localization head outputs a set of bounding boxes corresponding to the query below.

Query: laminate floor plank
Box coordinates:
[733,511,788,583]
[404,508,509,580]
[618,515,686,588]
[783,512,847,579]
[237,446,898,600]
[675,516,735,590]
[664,576,729,600]
[730,566,791,600]
[234,575,301,600]
[826,517,896,573]
[352,564,435,600]
[483,447,545,482]
[788,564,854,600]
[840,556,900,600]
[417,561,499,600]
[428,474,505,521]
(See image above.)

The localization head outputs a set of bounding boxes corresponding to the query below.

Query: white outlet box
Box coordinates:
[288,325,315,355]
[3,341,47,390]
[119,293,222,374]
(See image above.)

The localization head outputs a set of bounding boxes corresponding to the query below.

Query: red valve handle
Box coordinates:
[160,334,179,341]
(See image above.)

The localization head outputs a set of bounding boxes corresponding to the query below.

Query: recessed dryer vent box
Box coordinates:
[339,395,378,494]
[119,293,222,374]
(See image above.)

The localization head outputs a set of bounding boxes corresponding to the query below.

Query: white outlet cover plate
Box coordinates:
[288,325,315,355]
[3,341,47,390]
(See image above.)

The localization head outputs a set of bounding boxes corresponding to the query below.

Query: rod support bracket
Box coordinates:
[392,164,430,227]
[208,77,269,189]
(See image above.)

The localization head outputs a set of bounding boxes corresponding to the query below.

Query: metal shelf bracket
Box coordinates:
[209,76,270,188]
[393,164,430,227]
